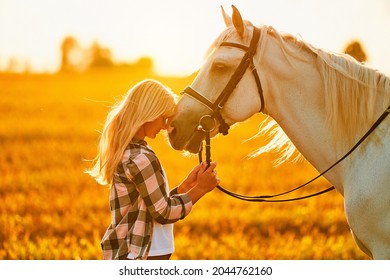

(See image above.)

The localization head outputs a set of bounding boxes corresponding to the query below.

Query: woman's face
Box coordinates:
[144,115,172,139]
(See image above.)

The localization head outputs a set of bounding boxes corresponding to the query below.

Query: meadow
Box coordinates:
[0,69,369,260]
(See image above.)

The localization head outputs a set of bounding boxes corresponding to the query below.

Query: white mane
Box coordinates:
[251,26,390,163]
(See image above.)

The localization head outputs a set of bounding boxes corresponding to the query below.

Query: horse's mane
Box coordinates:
[251,26,390,163]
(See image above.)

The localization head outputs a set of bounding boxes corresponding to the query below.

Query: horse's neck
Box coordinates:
[268,85,343,185]
[260,38,345,190]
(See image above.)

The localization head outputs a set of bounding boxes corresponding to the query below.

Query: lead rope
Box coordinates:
[198,105,390,203]
[199,130,334,202]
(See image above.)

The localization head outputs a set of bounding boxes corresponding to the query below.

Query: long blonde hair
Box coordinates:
[87,79,177,185]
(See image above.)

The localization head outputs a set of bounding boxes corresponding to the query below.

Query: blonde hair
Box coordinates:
[87,79,177,185]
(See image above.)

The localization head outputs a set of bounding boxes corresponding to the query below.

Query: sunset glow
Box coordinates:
[0,0,389,76]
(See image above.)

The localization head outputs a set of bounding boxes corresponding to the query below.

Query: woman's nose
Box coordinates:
[165,117,174,133]
[165,123,174,133]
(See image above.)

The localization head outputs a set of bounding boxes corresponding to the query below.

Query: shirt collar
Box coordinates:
[131,138,148,146]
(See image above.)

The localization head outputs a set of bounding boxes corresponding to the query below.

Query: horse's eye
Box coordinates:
[211,62,227,72]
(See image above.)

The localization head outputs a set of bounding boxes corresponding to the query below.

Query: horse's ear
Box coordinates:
[221,6,232,27]
[232,5,245,38]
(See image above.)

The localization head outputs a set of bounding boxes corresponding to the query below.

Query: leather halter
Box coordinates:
[182,27,264,136]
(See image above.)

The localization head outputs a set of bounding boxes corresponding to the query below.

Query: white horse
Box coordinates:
[168,6,390,259]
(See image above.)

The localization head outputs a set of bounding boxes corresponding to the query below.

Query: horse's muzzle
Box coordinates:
[168,127,204,153]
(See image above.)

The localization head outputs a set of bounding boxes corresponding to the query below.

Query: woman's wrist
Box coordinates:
[177,180,190,194]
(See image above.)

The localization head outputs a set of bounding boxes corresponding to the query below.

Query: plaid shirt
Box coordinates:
[101,139,193,260]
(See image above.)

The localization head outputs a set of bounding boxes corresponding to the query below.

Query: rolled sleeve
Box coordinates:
[172,193,192,219]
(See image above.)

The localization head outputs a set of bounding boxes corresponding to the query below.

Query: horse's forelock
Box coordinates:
[205,27,235,58]
[205,21,254,58]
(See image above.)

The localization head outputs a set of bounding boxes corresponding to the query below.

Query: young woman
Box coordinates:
[87,79,219,260]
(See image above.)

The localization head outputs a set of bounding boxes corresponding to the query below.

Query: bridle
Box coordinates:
[181,26,390,202]
[182,26,334,202]
[183,26,264,136]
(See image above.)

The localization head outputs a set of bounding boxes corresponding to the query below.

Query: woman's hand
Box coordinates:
[179,162,220,204]
[196,162,220,193]
[187,161,219,204]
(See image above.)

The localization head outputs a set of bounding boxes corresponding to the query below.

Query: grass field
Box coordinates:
[0,69,369,260]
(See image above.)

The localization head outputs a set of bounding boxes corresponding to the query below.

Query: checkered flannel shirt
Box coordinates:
[101,139,193,260]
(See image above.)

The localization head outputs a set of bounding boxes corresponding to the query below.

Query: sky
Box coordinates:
[0,0,389,76]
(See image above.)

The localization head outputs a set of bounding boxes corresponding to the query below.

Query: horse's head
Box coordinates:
[169,6,264,153]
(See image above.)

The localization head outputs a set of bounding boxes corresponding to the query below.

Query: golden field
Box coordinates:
[0,69,369,260]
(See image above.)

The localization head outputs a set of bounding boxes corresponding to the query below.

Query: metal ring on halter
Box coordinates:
[197,115,217,133]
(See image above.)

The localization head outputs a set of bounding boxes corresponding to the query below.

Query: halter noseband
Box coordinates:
[182,27,264,136]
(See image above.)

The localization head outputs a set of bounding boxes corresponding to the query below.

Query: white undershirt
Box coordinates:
[128,165,174,259]
[148,222,174,256]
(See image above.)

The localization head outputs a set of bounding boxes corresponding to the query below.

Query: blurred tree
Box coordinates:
[2,57,31,73]
[135,56,154,74]
[344,40,367,62]
[60,36,80,71]
[89,42,113,68]
[23,60,31,74]
[6,57,18,72]
[59,36,154,74]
